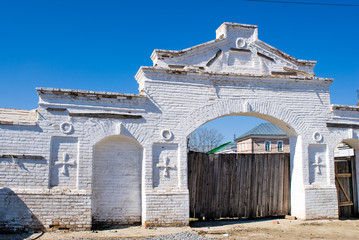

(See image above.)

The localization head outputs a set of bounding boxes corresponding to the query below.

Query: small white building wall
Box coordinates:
[0,109,94,230]
[0,89,156,231]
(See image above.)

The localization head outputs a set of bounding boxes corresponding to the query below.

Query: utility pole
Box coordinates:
[357,89,359,106]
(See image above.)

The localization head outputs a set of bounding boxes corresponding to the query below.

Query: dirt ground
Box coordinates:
[2,218,359,240]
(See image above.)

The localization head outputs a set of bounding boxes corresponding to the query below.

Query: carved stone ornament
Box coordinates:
[55,152,76,175]
[313,131,323,142]
[312,154,325,175]
[236,38,246,48]
[161,129,172,141]
[156,156,174,177]
[60,122,73,134]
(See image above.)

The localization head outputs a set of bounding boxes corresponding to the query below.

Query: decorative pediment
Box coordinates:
[151,22,316,77]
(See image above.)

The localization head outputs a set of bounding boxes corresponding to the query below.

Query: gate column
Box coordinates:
[289,136,307,219]
[142,140,189,227]
[293,134,339,220]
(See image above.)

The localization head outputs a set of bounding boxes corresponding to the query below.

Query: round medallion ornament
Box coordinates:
[313,131,323,142]
[60,122,73,134]
[161,129,172,141]
[236,38,246,48]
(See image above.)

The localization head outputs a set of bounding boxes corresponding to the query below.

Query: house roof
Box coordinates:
[236,123,286,141]
[206,141,232,154]
[216,141,238,153]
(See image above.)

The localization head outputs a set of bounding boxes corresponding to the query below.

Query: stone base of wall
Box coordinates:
[143,191,189,227]
[0,185,342,232]
[304,186,339,220]
[0,188,91,233]
[92,220,141,230]
[144,220,188,228]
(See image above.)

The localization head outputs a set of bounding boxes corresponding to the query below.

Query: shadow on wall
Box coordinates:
[0,188,44,234]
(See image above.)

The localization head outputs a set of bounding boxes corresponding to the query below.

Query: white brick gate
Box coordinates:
[1,22,359,231]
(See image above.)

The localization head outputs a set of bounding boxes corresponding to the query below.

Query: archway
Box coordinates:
[92,135,143,227]
[334,139,359,218]
[186,111,299,221]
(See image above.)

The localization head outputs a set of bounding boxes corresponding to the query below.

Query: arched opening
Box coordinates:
[334,139,359,218]
[92,135,143,228]
[187,113,297,221]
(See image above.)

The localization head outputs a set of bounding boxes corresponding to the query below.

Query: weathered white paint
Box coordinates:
[0,22,359,231]
[0,108,37,124]
[92,135,142,225]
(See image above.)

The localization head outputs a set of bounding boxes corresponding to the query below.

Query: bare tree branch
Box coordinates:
[188,127,224,152]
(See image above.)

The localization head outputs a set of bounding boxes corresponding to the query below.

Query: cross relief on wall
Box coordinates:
[153,144,178,188]
[308,145,327,185]
[312,155,325,175]
[50,136,78,187]
[54,152,76,176]
[156,156,175,177]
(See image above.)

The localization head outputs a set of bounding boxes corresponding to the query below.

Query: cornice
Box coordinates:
[36,87,146,101]
[332,104,359,112]
[150,38,226,61]
[136,66,333,89]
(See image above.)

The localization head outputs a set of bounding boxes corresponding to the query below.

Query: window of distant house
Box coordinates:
[265,141,271,151]
[277,141,283,152]
[238,143,242,152]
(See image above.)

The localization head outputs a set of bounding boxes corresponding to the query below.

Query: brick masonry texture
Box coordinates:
[0,22,359,232]
[92,135,142,225]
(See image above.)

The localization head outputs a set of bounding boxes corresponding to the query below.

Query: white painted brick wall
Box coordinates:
[92,135,142,225]
[152,144,178,189]
[144,191,189,227]
[0,157,48,188]
[0,189,91,231]
[0,22,359,231]
[0,108,37,123]
[50,136,78,188]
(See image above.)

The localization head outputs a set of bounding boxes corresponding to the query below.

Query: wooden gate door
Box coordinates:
[188,152,290,220]
[335,157,357,218]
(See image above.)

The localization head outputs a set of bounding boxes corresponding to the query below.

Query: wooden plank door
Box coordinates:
[188,152,290,220]
[335,158,355,218]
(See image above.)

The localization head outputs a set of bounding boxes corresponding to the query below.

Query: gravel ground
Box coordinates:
[140,232,213,240]
[2,219,359,240]
[0,231,213,240]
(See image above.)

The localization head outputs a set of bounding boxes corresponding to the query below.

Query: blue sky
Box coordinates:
[0,0,358,143]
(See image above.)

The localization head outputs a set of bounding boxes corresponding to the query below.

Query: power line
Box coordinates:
[246,0,359,7]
